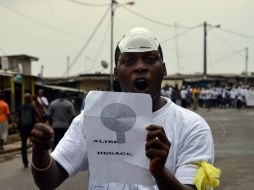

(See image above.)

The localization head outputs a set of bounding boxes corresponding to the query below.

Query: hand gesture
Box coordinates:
[30,123,54,151]
[146,125,170,176]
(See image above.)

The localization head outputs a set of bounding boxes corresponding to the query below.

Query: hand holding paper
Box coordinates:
[145,125,171,176]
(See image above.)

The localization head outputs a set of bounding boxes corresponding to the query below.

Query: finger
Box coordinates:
[34,123,54,136]
[31,127,54,140]
[146,148,168,159]
[146,130,169,145]
[31,138,53,148]
[146,125,163,131]
[31,133,54,150]
[145,138,169,151]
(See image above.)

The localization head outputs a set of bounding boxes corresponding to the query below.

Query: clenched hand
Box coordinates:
[146,125,170,176]
[30,123,54,151]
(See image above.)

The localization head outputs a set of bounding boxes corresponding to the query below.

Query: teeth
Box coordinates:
[135,79,148,90]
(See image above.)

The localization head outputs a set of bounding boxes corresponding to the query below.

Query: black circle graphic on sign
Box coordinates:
[100,103,136,143]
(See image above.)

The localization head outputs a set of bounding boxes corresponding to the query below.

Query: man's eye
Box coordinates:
[120,58,135,65]
[146,56,159,64]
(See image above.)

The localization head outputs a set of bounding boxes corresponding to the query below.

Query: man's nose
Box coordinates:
[133,59,147,73]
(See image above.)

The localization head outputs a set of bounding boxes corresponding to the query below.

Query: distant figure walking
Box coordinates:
[47,91,75,150]
[36,89,49,122]
[0,93,10,151]
[16,93,37,168]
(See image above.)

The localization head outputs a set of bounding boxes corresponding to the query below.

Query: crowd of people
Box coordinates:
[1,82,253,170]
[0,89,76,168]
[161,84,254,110]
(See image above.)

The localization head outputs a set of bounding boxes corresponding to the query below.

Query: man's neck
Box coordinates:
[152,96,166,112]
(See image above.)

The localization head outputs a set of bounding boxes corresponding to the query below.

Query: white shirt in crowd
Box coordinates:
[37,96,49,106]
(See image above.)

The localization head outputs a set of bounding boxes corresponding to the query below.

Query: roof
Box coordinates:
[0,70,39,78]
[36,83,86,94]
[0,54,39,61]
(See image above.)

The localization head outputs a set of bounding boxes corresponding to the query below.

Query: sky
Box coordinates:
[0,0,254,77]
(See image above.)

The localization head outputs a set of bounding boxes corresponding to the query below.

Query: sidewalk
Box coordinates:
[0,133,32,163]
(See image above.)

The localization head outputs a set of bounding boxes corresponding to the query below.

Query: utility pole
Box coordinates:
[174,22,180,74]
[203,21,220,78]
[245,47,249,84]
[109,0,134,91]
[110,0,116,91]
[67,56,70,78]
[203,21,207,77]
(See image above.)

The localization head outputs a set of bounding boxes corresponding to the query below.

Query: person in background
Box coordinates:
[47,90,75,150]
[32,95,45,123]
[16,93,37,168]
[37,89,49,122]
[30,27,220,190]
[180,86,188,108]
[191,86,199,110]
[0,93,10,151]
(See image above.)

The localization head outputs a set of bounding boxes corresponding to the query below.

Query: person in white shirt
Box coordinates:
[36,88,49,122]
[30,27,219,190]
[37,88,49,107]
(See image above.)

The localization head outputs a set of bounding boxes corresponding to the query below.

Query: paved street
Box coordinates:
[0,153,88,190]
[0,108,254,190]
[196,108,254,190]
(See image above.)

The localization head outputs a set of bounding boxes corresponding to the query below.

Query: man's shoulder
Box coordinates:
[70,112,85,127]
[166,101,209,130]
[49,99,58,105]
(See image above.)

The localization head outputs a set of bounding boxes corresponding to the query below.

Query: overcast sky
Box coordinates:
[0,0,254,77]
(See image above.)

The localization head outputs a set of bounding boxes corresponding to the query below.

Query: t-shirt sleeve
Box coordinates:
[175,117,214,185]
[51,114,88,177]
[42,97,49,106]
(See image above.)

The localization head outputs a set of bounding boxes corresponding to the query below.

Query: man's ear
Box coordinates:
[162,62,167,76]
[114,67,118,81]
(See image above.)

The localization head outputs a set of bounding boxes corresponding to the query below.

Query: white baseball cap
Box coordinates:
[118,27,160,53]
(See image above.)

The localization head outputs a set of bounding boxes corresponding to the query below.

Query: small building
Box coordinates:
[0,54,39,113]
[42,73,111,91]
[0,71,38,113]
[0,54,38,75]
[42,73,254,93]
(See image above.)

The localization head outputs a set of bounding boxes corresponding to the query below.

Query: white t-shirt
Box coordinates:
[37,96,49,106]
[51,97,214,190]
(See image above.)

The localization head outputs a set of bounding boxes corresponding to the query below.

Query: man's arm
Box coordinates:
[30,123,68,190]
[146,125,196,190]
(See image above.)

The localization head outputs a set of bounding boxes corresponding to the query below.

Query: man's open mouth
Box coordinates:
[134,78,149,91]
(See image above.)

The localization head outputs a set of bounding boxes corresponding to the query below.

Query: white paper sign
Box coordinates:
[83,91,155,186]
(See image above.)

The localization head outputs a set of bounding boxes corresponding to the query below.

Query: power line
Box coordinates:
[0,46,7,55]
[211,30,240,52]
[219,27,254,40]
[210,30,254,66]
[167,46,242,57]
[122,6,199,29]
[69,0,110,7]
[160,24,202,44]
[174,23,180,73]
[0,2,82,39]
[62,7,110,77]
[87,18,110,73]
[212,49,244,65]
